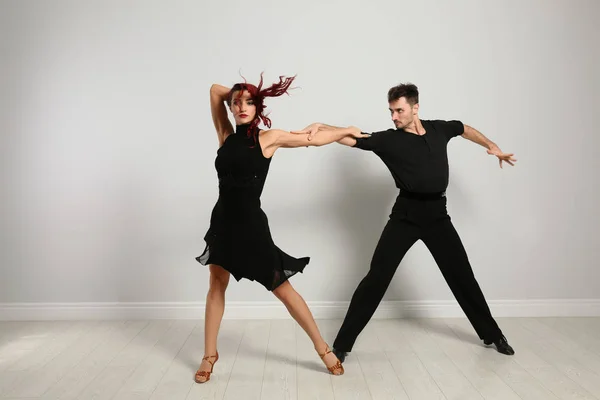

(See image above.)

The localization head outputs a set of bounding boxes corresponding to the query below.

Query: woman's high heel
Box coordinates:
[194,352,219,383]
[318,344,344,375]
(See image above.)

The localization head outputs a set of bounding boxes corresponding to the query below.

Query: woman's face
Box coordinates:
[230,90,256,125]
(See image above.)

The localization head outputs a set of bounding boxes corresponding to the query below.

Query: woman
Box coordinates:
[194,74,365,383]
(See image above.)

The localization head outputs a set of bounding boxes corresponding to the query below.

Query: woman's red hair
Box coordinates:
[227,73,296,137]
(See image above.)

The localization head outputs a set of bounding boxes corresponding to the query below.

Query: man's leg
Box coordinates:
[422,216,514,355]
[332,216,418,359]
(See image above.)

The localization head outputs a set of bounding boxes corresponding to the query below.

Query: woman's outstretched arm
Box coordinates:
[258,126,368,157]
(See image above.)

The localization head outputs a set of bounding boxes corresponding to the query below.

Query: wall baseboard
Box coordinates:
[1,299,599,321]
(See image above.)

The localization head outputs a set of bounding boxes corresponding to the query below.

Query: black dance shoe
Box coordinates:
[484,335,515,355]
[332,347,348,363]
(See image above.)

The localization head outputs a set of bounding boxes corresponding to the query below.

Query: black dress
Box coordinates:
[196,124,310,291]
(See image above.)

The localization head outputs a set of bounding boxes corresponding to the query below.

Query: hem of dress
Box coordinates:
[195,243,310,291]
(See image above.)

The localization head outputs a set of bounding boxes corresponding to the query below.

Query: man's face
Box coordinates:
[389,97,418,129]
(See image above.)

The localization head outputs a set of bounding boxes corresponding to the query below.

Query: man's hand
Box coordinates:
[487,146,517,168]
[291,123,322,141]
[292,124,366,142]
[349,126,367,138]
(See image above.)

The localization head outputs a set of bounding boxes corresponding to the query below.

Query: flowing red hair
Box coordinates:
[227,73,296,137]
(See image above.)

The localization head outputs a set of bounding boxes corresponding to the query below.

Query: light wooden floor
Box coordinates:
[0,317,599,399]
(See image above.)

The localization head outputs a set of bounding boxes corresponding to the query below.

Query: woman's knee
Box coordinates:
[209,265,230,292]
[272,280,294,302]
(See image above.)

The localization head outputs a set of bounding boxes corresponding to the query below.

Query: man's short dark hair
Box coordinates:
[388,83,419,105]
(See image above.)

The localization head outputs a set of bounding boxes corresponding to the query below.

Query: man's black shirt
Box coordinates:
[354,119,464,193]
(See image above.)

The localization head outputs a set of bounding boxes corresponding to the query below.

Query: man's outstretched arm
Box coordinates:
[293,123,369,147]
[462,124,517,168]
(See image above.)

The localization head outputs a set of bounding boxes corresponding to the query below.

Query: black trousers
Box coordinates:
[333,193,502,352]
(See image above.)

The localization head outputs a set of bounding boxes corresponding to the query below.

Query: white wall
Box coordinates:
[1,0,599,318]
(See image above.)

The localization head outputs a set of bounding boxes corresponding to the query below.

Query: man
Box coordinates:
[297,83,517,361]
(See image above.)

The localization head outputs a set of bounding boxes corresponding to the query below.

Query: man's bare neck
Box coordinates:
[403,118,426,135]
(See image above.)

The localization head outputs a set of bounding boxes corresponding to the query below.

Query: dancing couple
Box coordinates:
[193,73,517,383]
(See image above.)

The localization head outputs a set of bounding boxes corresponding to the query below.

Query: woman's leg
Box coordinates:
[195,264,230,383]
[273,280,344,375]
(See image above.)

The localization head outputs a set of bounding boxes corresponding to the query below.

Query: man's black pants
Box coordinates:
[333,192,503,352]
